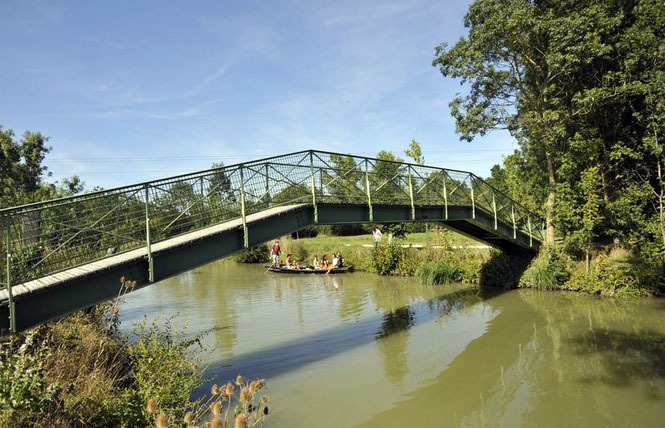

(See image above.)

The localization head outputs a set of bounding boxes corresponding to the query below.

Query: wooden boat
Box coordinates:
[263,264,353,274]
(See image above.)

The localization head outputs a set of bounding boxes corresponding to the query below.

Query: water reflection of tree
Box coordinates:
[375,306,416,387]
[518,290,665,427]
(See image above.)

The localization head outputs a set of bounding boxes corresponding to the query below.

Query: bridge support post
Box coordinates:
[470,175,476,219]
[240,166,249,248]
[144,186,154,282]
[511,204,517,239]
[5,217,16,333]
[309,151,318,223]
[265,163,270,207]
[528,215,533,247]
[408,166,415,220]
[492,192,497,230]
[443,174,448,219]
[365,160,373,222]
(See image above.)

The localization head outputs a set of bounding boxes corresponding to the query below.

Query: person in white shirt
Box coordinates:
[313,255,320,269]
[372,228,382,246]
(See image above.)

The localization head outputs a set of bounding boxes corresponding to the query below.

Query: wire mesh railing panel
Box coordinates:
[0,149,545,289]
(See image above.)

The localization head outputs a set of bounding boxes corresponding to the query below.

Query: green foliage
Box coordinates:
[371,241,404,275]
[234,244,269,263]
[521,249,571,290]
[285,239,309,264]
[435,0,665,262]
[127,319,206,425]
[416,260,461,285]
[318,224,370,236]
[404,140,424,165]
[0,350,61,422]
[567,248,665,296]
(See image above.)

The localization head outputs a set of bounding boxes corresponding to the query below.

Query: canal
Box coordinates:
[119,260,665,427]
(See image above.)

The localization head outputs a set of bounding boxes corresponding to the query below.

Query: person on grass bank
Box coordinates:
[372,227,382,246]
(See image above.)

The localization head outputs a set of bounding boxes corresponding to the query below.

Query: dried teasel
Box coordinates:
[155,412,169,428]
[211,400,222,416]
[225,382,235,396]
[239,387,251,403]
[211,384,220,395]
[260,396,268,404]
[211,418,223,428]
[183,411,193,425]
[146,398,157,414]
[235,414,248,428]
[235,375,244,386]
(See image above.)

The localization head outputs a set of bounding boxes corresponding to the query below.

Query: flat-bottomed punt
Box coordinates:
[265,264,353,274]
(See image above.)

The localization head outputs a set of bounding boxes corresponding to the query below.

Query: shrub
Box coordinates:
[234,244,269,263]
[128,319,206,425]
[371,241,404,275]
[520,248,570,290]
[287,240,309,264]
[0,349,61,425]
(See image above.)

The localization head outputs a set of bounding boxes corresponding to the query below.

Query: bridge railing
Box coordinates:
[0,149,544,328]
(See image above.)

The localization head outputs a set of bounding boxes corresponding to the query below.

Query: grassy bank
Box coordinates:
[0,296,270,427]
[273,232,664,297]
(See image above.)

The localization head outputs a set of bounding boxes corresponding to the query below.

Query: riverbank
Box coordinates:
[0,298,270,428]
[274,233,664,297]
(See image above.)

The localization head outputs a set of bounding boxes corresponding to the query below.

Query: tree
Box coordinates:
[404,140,424,165]
[0,126,52,206]
[432,0,629,245]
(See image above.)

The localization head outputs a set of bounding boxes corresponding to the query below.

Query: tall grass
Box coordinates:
[415,260,462,285]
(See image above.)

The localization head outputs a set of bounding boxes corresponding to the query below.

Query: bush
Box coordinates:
[286,239,309,264]
[371,241,404,275]
[0,349,61,425]
[128,319,206,425]
[520,248,570,290]
[234,244,269,263]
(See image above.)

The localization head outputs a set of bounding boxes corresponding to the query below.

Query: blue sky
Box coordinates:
[0,0,517,189]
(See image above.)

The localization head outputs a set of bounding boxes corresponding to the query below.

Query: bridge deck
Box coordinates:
[0,204,305,303]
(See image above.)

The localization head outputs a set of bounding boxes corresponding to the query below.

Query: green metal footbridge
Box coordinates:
[0,150,544,333]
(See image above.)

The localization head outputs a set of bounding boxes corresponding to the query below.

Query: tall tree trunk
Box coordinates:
[545,151,556,245]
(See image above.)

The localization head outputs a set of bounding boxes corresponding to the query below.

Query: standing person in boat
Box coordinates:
[270,241,281,266]
[312,254,320,269]
[285,253,295,269]
[372,227,382,247]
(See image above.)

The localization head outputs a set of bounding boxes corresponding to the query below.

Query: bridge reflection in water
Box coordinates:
[0,150,544,333]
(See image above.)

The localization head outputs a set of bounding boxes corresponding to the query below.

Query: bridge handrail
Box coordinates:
[0,149,544,289]
[0,149,544,223]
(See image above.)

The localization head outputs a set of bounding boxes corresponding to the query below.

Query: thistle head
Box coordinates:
[235,375,244,386]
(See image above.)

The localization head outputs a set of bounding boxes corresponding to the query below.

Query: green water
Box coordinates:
[119,261,665,427]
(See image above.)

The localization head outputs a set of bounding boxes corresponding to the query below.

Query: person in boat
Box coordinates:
[321,255,329,268]
[326,252,342,274]
[270,241,281,266]
[312,255,320,269]
[285,253,295,269]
